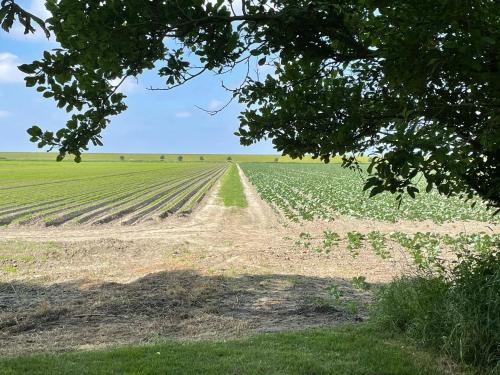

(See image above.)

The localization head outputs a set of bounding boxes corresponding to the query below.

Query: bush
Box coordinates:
[374,250,500,371]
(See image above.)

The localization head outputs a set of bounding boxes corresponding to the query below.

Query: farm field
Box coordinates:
[0,159,498,374]
[241,163,499,223]
[0,152,362,163]
[0,161,226,226]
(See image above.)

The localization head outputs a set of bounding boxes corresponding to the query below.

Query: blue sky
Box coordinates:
[0,0,276,154]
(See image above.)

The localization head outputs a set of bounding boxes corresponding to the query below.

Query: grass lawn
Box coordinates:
[218,164,248,208]
[0,325,459,375]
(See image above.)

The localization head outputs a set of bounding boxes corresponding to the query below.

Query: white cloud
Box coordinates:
[175,111,192,118]
[208,99,224,111]
[0,110,11,118]
[109,76,141,94]
[0,53,24,83]
[29,0,51,19]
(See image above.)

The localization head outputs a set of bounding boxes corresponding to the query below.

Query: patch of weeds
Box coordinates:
[351,276,370,291]
[325,284,343,301]
[305,296,339,313]
[0,255,35,262]
[346,231,364,258]
[224,265,239,277]
[344,301,359,316]
[2,266,17,273]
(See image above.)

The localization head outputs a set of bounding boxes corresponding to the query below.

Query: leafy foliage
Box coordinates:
[0,0,49,37]
[375,250,500,371]
[6,0,500,207]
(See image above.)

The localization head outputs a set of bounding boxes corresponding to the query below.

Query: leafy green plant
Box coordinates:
[390,232,442,273]
[325,284,342,301]
[368,231,390,259]
[295,232,313,249]
[346,231,364,258]
[351,276,370,291]
[322,230,340,253]
[374,247,500,371]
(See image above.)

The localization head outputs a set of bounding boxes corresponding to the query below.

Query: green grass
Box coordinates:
[218,164,248,208]
[0,325,458,375]
[0,152,369,163]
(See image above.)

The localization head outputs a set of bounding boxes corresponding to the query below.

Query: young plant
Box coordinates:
[368,231,390,259]
[295,232,312,249]
[322,230,340,253]
[346,231,364,258]
[325,284,342,301]
[351,276,370,291]
[391,232,442,273]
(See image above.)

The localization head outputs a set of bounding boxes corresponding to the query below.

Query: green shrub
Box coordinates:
[374,250,500,371]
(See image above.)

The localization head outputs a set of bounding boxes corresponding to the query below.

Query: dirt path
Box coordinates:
[0,165,493,354]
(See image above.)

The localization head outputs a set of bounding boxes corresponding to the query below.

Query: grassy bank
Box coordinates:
[218,164,248,208]
[0,325,457,375]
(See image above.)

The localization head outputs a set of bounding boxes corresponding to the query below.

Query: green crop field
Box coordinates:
[241,163,498,223]
[0,161,226,226]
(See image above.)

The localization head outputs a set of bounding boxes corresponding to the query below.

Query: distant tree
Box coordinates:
[274,158,279,163]
[199,156,204,161]
[177,155,183,162]
[227,156,232,161]
[160,154,165,161]
[119,155,124,161]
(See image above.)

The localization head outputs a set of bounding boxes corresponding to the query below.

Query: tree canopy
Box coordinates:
[2,0,499,208]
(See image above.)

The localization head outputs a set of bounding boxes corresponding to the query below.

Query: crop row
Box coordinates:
[241,163,498,223]
[0,162,226,226]
[293,230,500,269]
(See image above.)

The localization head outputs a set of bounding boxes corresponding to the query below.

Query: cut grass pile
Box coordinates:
[218,164,248,208]
[0,325,455,375]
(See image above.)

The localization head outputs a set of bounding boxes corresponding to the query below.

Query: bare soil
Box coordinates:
[0,167,497,355]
